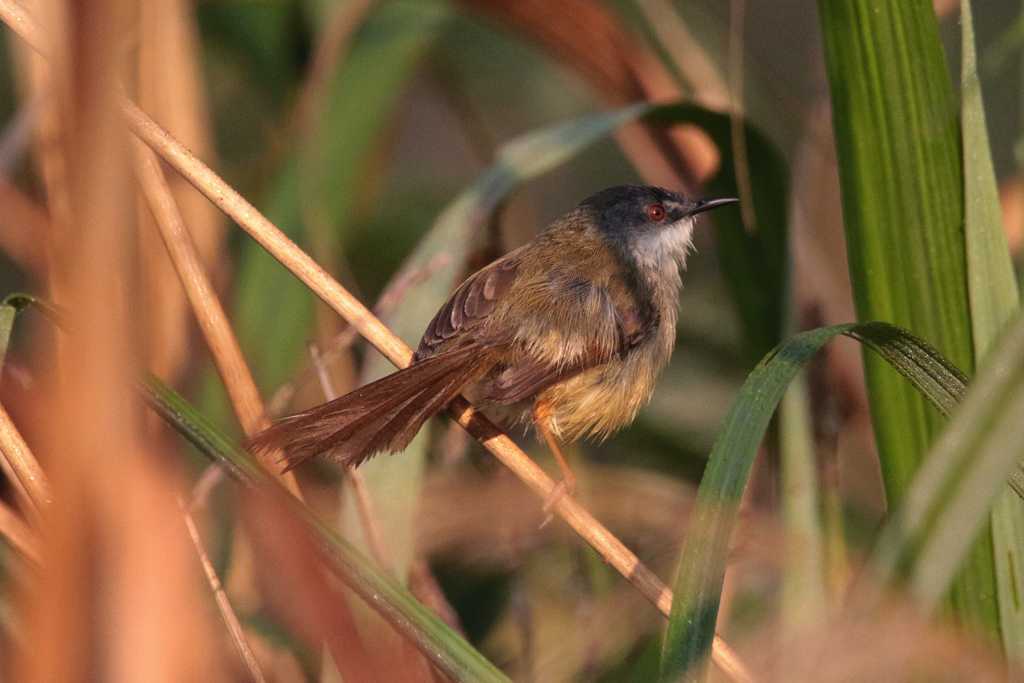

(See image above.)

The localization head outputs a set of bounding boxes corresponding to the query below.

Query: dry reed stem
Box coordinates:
[308,342,391,570]
[137,0,224,382]
[181,501,267,683]
[727,0,757,234]
[0,400,51,522]
[0,4,751,678]
[0,496,40,566]
[132,140,302,499]
[0,178,48,275]
[16,0,225,677]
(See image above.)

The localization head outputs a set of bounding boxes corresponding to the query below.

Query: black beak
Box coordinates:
[684,197,739,218]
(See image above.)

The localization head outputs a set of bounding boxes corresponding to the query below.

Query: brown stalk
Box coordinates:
[0,4,752,678]
[181,501,267,683]
[132,139,302,498]
[308,342,391,570]
[16,0,223,679]
[0,179,48,275]
[0,400,51,522]
[0,496,40,566]
[136,0,224,382]
[727,0,757,233]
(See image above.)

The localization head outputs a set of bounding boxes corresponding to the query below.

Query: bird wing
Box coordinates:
[415,249,523,359]
[416,244,656,406]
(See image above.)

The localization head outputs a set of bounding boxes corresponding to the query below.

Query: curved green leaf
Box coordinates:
[871,312,1024,610]
[142,376,509,683]
[659,321,968,682]
[961,0,1024,657]
[819,0,1000,637]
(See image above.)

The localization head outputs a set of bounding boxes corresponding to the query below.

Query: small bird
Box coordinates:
[250,185,737,506]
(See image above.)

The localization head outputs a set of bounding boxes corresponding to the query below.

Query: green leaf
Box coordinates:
[141,376,510,683]
[659,322,968,682]
[962,0,1021,356]
[960,0,1023,656]
[0,294,61,371]
[870,312,1024,612]
[818,0,997,635]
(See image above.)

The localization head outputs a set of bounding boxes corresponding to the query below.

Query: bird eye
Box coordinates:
[645,203,667,222]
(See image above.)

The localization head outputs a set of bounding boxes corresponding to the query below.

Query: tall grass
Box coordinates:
[0,0,1021,681]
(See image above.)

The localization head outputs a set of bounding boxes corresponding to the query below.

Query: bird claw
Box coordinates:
[539,477,576,528]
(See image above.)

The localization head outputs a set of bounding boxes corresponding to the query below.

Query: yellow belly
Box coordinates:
[538,336,671,442]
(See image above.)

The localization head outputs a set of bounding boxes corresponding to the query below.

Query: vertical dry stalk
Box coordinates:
[132,140,302,499]
[0,179,48,276]
[181,503,266,683]
[309,342,391,570]
[135,0,223,382]
[0,495,40,566]
[0,401,51,522]
[15,1,223,680]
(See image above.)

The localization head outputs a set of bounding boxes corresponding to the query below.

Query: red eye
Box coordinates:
[645,203,667,222]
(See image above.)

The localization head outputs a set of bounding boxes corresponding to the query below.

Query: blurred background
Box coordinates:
[0,0,1022,680]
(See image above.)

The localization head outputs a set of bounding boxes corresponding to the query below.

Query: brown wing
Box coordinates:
[415,249,522,359]
[480,283,657,405]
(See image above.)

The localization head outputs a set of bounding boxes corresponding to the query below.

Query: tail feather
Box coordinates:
[248,344,495,471]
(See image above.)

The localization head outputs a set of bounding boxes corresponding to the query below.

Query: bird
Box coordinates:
[249,185,737,508]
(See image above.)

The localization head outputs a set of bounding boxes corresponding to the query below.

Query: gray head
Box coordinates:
[579,185,738,270]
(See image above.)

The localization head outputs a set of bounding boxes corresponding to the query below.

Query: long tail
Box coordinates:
[248,344,496,471]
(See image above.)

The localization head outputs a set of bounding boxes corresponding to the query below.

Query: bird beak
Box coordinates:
[683,197,739,218]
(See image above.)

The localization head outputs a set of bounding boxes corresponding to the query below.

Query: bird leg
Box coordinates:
[533,401,576,519]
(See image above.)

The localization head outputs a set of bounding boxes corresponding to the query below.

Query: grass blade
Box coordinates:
[870,312,1024,611]
[818,0,998,635]
[142,376,510,683]
[659,321,968,682]
[961,0,1024,658]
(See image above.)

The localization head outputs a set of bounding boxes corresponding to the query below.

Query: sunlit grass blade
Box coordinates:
[870,312,1024,611]
[141,376,510,683]
[659,322,968,682]
[961,0,1023,655]
[818,0,998,635]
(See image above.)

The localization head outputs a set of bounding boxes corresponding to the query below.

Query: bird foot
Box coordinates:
[539,476,576,529]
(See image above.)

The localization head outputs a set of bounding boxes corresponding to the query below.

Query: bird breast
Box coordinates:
[537,317,676,442]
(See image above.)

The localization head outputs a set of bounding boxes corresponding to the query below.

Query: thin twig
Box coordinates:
[0,95,39,172]
[0,497,40,566]
[180,499,267,683]
[728,0,757,233]
[132,139,302,500]
[636,0,731,111]
[0,5,753,678]
[0,401,51,523]
[307,341,391,571]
